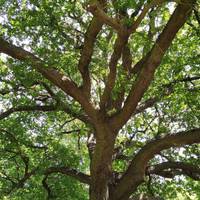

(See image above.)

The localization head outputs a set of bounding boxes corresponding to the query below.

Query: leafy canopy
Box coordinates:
[0,0,200,200]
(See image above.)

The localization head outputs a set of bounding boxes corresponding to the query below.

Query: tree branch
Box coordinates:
[148,161,200,180]
[0,38,97,120]
[100,35,128,110]
[122,44,132,73]
[0,38,78,97]
[0,103,90,124]
[193,8,200,25]
[42,176,53,200]
[111,128,200,200]
[88,3,124,33]
[78,16,103,98]
[44,166,91,185]
[134,97,158,115]
[134,75,200,115]
[0,105,57,120]
[128,0,165,35]
[109,0,194,131]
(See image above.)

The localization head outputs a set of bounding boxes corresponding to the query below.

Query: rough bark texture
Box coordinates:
[89,121,116,200]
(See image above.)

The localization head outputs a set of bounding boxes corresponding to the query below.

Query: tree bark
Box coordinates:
[89,123,116,200]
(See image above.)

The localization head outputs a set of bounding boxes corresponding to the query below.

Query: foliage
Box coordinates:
[0,0,200,200]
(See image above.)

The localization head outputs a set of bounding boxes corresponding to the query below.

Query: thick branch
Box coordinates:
[100,35,128,110]
[110,0,194,131]
[0,38,79,98]
[112,128,200,200]
[0,38,97,120]
[148,161,200,180]
[88,3,123,32]
[44,166,91,185]
[78,16,103,98]
[122,44,132,73]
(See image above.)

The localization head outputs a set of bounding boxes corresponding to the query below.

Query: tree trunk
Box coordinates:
[89,123,116,200]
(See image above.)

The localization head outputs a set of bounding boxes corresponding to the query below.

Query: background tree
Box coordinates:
[0,0,200,200]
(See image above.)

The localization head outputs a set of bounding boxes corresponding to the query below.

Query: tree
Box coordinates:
[0,0,200,199]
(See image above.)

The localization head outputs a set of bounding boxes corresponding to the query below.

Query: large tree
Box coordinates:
[0,0,200,199]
